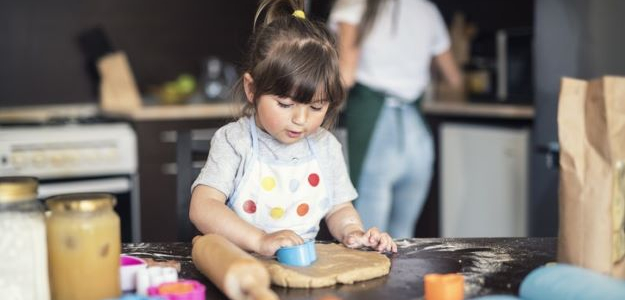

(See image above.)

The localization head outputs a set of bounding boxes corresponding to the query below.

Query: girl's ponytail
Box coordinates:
[254,0,306,31]
[235,0,345,129]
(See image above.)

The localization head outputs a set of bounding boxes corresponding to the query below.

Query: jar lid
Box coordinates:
[0,176,38,204]
[46,193,117,212]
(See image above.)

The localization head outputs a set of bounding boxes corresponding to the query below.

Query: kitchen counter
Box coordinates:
[0,104,101,123]
[110,100,533,122]
[0,102,239,123]
[421,101,534,120]
[103,102,240,121]
[123,237,556,300]
[0,101,533,122]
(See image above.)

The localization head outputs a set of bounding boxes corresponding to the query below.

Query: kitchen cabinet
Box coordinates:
[133,117,231,242]
[440,123,529,237]
[415,101,533,238]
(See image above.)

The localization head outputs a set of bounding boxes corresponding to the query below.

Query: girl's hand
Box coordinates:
[342,227,397,253]
[256,229,305,257]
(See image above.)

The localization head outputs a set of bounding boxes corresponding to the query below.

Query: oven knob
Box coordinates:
[70,150,81,164]
[50,152,64,166]
[64,150,78,165]
[11,153,27,168]
[80,149,96,163]
[104,148,119,162]
[31,151,46,167]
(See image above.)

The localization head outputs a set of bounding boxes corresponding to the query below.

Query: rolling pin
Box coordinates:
[191,234,279,300]
[519,264,625,300]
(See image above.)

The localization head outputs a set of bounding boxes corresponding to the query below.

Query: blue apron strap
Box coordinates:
[229,116,260,207]
[305,135,318,158]
[249,116,260,154]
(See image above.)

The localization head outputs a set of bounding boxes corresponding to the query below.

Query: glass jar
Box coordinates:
[46,193,121,300]
[0,176,50,300]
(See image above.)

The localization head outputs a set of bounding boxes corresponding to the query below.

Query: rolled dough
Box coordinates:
[259,243,391,288]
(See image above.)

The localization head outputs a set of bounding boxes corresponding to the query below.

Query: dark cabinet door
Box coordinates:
[134,118,228,242]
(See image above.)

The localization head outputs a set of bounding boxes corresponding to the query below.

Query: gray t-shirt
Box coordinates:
[192,116,357,214]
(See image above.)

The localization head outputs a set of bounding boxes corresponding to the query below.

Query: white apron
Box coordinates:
[228,118,331,240]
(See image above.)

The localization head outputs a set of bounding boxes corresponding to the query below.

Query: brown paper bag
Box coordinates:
[557,76,625,278]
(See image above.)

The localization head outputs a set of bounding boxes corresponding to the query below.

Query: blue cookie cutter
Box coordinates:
[276,240,317,266]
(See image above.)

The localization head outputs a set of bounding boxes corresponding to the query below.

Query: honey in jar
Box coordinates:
[46,193,121,300]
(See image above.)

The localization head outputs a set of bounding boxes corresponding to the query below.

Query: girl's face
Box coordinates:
[244,74,329,144]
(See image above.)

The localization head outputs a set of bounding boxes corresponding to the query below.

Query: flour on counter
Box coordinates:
[399,238,515,297]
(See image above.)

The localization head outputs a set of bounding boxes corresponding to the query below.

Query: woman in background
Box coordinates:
[329,0,462,238]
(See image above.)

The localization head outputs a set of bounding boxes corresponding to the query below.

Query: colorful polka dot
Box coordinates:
[261,176,276,191]
[308,173,320,187]
[270,207,284,219]
[243,200,256,214]
[297,203,309,216]
[289,179,300,193]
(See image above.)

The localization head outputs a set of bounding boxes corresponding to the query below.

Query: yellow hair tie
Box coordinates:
[292,10,306,19]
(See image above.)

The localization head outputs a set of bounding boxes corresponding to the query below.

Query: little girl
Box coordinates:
[189,0,396,257]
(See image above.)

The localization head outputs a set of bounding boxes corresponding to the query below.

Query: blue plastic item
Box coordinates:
[306,239,317,262]
[276,240,316,266]
[470,296,520,300]
[520,264,625,300]
[106,294,164,300]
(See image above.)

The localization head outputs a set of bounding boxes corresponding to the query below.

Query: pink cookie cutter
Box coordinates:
[147,280,205,300]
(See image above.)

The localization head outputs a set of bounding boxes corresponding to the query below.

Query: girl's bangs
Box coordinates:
[261,44,335,104]
[286,70,329,104]
[275,66,328,104]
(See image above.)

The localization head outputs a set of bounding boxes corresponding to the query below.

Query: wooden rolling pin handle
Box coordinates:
[247,286,280,300]
[226,262,278,300]
[192,234,279,300]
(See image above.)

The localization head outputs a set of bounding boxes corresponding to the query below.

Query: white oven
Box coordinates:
[0,121,140,242]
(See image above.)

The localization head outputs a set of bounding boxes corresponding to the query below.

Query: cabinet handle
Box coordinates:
[161,131,177,143]
[161,129,220,144]
[536,141,560,170]
[162,163,177,175]
[161,161,205,175]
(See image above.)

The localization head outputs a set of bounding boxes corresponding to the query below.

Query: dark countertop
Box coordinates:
[123,237,556,300]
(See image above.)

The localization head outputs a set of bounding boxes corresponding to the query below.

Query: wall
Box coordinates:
[0,0,255,107]
[432,0,533,31]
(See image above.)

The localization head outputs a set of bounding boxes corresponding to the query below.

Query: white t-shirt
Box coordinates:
[329,0,450,100]
[192,117,357,209]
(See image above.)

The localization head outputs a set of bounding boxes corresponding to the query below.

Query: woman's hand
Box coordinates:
[256,229,305,257]
[342,227,397,253]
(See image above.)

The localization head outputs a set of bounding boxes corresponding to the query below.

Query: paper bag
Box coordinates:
[557,76,625,278]
[96,51,142,113]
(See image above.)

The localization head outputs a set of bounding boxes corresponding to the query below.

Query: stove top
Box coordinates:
[0,115,124,127]
[0,106,137,179]
[0,103,108,126]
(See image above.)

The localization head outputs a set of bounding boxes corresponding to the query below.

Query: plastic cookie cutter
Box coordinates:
[135,266,179,296]
[120,255,148,292]
[424,273,464,300]
[276,239,317,266]
[105,295,164,300]
[147,280,206,300]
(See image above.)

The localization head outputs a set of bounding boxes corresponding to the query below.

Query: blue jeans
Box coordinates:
[355,98,434,238]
